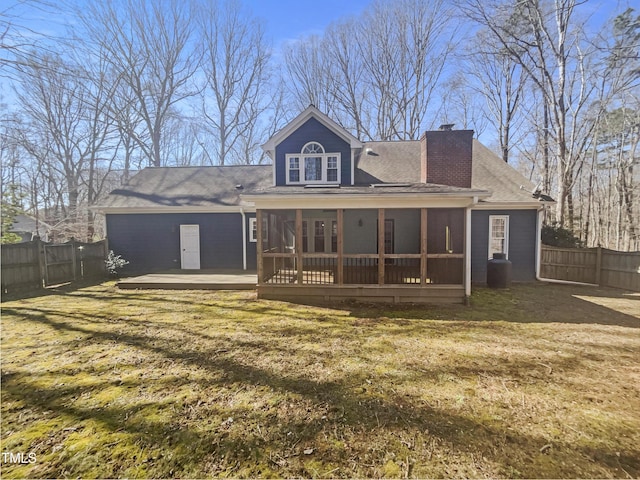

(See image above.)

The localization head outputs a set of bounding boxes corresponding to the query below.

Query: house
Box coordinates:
[97,106,553,303]
[10,214,52,242]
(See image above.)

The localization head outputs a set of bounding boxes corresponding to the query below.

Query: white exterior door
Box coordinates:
[180,225,200,269]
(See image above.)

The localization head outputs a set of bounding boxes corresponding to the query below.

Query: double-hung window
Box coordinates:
[249,218,257,242]
[288,157,300,183]
[488,215,509,259]
[286,142,341,184]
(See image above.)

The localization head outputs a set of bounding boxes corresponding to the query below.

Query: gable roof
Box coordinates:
[262,105,363,154]
[96,165,272,212]
[471,140,538,203]
[99,133,548,211]
[352,139,543,204]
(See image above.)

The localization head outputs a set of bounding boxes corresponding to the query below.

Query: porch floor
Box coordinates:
[117,269,257,290]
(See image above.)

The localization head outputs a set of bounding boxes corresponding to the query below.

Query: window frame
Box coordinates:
[285,142,341,185]
[249,218,257,243]
[488,215,509,259]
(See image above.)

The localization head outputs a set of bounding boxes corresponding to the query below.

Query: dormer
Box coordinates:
[262,106,363,186]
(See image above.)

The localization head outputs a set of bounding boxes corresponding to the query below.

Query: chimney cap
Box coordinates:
[439,124,455,131]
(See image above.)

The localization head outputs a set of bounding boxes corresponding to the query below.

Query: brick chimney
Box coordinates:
[420,128,474,188]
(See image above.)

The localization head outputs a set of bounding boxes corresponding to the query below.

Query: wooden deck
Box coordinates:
[117,269,257,290]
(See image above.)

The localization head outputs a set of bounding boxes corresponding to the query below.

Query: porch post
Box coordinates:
[378,208,385,285]
[421,208,428,284]
[337,209,344,285]
[296,209,303,285]
[256,209,263,284]
[465,206,472,296]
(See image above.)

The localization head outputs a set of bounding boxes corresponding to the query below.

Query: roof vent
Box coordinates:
[365,147,378,156]
[439,124,455,131]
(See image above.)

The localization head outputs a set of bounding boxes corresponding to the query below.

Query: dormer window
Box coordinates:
[286,142,341,185]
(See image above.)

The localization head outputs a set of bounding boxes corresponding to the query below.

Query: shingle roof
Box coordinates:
[471,140,538,203]
[354,141,421,184]
[97,165,272,209]
[353,139,542,203]
[99,137,546,210]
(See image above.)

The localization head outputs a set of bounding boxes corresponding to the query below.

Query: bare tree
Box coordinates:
[78,0,200,167]
[284,0,457,141]
[13,53,114,239]
[284,35,336,117]
[357,0,457,140]
[460,0,603,228]
[460,28,527,163]
[198,0,270,165]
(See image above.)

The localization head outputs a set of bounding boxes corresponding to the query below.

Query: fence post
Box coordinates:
[103,237,109,277]
[35,236,46,289]
[595,246,602,286]
[70,238,78,281]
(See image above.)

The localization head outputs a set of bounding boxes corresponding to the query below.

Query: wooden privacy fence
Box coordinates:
[540,245,640,291]
[1,238,108,295]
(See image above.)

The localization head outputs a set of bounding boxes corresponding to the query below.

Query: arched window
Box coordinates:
[302,142,324,154]
[286,142,341,184]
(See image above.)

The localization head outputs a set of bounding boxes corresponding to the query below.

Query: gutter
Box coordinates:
[240,208,247,271]
[534,207,598,287]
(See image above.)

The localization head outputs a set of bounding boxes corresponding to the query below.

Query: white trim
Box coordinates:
[473,201,551,210]
[465,206,472,297]
[302,141,324,154]
[249,217,258,242]
[247,193,485,210]
[488,215,509,259]
[98,206,256,214]
[351,148,355,186]
[285,146,341,185]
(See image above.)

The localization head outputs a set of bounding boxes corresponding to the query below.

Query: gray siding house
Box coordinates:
[98,106,552,303]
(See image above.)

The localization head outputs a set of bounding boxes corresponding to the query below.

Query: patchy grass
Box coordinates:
[1,282,639,478]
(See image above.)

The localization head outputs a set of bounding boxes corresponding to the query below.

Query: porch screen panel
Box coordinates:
[427,208,464,285]
[314,221,325,252]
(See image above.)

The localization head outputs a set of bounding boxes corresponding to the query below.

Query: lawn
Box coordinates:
[1,282,639,478]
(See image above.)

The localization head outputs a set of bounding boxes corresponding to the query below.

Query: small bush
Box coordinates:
[542,223,584,248]
[105,250,129,275]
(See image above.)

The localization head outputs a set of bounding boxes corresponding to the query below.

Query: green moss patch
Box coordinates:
[2,282,639,478]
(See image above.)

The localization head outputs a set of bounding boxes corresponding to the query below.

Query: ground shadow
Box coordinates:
[3,304,638,477]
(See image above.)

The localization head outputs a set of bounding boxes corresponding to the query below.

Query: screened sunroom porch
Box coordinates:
[255,207,471,304]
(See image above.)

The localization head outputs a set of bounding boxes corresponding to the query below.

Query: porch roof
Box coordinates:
[242,183,490,197]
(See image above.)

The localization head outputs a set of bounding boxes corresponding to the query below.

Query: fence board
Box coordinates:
[541,245,640,291]
[601,249,640,291]
[1,241,42,293]
[2,238,108,296]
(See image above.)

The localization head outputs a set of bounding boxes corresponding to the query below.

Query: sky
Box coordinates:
[244,0,371,47]
[5,0,635,55]
[4,0,373,50]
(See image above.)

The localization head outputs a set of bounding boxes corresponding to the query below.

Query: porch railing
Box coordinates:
[261,252,462,286]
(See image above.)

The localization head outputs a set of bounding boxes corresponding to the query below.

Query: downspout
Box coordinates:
[351,148,355,185]
[465,198,476,299]
[535,206,597,286]
[240,208,247,271]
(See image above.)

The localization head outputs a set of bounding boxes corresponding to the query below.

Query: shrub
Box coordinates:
[542,223,584,248]
[105,250,129,275]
